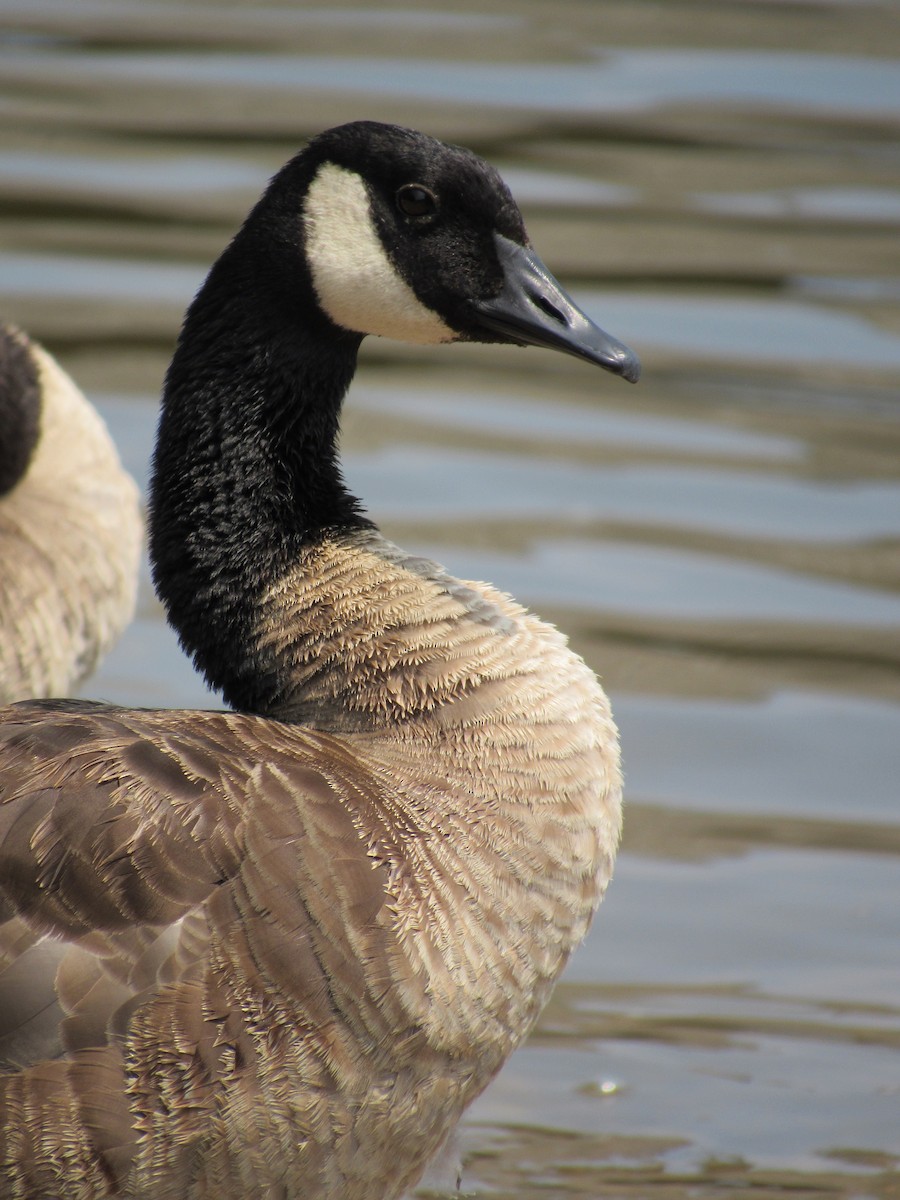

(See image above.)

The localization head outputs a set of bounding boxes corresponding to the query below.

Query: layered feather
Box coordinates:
[0,533,620,1199]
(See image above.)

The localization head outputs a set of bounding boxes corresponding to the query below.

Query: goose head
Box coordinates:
[154,122,639,712]
[240,120,639,380]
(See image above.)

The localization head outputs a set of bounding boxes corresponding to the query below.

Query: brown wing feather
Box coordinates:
[0,594,617,1200]
[0,701,243,1085]
[0,700,245,939]
[0,699,406,1196]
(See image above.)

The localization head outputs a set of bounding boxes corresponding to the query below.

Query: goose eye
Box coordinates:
[396,184,437,218]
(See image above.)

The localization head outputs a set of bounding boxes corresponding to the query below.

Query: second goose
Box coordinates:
[0,121,639,1200]
[0,324,141,702]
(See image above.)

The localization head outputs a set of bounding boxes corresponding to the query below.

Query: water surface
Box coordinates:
[1,1,898,1195]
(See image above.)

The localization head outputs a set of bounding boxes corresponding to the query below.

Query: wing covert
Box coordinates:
[0,700,245,940]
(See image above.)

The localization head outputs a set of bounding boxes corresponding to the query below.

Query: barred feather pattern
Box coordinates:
[0,530,621,1199]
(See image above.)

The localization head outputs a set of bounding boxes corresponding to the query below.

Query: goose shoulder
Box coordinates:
[0,121,637,1200]
[0,325,142,702]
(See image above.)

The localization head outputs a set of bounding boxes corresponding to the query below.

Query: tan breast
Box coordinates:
[255,528,622,1057]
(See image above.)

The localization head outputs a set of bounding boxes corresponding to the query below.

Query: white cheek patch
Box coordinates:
[303,162,455,345]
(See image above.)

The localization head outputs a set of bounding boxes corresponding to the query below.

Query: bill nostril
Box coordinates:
[478,233,639,379]
[527,287,568,327]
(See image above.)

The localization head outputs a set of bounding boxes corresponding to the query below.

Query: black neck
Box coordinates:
[148,233,371,713]
[0,327,41,496]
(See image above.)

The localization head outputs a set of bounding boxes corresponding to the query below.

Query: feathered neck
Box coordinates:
[148,227,373,714]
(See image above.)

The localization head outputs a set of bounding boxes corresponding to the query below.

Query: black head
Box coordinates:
[244,121,639,379]
[301,121,526,342]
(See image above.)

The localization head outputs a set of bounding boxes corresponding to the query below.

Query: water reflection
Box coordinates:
[347,449,900,541]
[695,187,900,223]
[616,690,900,822]
[354,386,805,460]
[417,538,900,625]
[4,46,900,119]
[576,289,900,372]
[0,149,264,197]
[0,250,201,304]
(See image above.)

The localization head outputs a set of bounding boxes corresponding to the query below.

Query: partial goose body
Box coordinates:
[0,122,638,1200]
[0,324,141,702]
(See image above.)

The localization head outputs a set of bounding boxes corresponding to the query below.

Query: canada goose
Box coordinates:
[0,323,141,702]
[0,122,638,1199]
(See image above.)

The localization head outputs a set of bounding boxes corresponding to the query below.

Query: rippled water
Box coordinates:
[1,0,899,1195]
